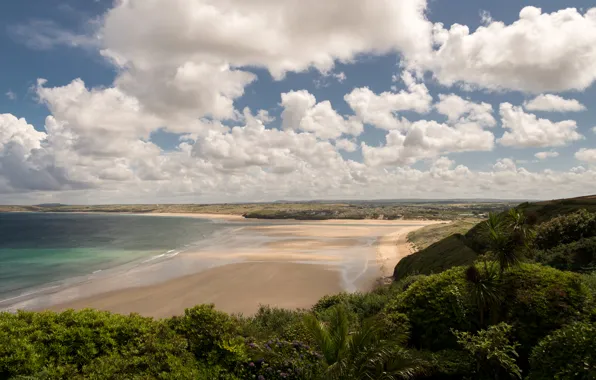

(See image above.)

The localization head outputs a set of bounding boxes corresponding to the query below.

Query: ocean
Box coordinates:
[0,212,236,308]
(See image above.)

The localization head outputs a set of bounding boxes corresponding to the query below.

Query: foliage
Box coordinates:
[312,291,397,322]
[0,309,198,379]
[534,209,596,251]
[529,321,596,379]
[454,323,522,380]
[239,306,311,343]
[167,304,246,369]
[465,262,502,327]
[387,267,473,350]
[535,236,596,272]
[499,264,592,356]
[239,339,324,380]
[303,304,427,380]
[483,209,534,273]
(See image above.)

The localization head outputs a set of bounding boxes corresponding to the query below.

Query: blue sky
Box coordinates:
[0,0,595,203]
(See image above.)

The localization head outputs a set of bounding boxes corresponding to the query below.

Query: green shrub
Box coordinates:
[312,291,392,321]
[536,236,596,272]
[167,304,246,368]
[529,321,596,379]
[0,309,199,379]
[500,264,592,355]
[534,209,596,250]
[387,266,473,350]
[239,339,324,379]
[454,323,521,379]
[387,264,592,356]
[239,306,310,343]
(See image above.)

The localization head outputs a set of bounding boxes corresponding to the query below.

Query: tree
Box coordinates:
[465,262,502,327]
[484,209,534,274]
[302,305,426,380]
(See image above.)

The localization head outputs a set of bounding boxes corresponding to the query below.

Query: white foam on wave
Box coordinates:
[92,270,102,274]
[142,253,166,263]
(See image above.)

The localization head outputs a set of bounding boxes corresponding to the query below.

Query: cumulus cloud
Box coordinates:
[498,103,583,148]
[335,139,358,152]
[435,94,496,127]
[345,71,432,130]
[524,94,586,112]
[102,0,432,79]
[425,7,596,92]
[361,119,494,166]
[5,91,16,101]
[0,114,87,192]
[575,148,596,163]
[281,91,362,139]
[535,151,559,160]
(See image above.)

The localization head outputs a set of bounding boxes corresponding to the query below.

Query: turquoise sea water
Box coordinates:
[0,213,231,304]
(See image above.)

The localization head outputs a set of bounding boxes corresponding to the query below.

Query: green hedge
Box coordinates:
[529,322,596,379]
[536,236,596,272]
[534,209,596,250]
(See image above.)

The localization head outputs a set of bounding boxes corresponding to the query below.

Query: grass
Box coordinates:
[393,234,479,280]
[407,219,478,251]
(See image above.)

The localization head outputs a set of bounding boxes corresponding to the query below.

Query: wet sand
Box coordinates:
[44,216,445,317]
[48,262,342,317]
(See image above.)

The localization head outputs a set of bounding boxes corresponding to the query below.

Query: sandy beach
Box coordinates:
[45,215,444,317]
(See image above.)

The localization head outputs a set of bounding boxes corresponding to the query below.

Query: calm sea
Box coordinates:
[0,213,232,305]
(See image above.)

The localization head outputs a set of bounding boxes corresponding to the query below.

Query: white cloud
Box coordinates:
[575,148,596,163]
[361,119,494,166]
[102,0,432,79]
[425,7,596,92]
[493,158,517,172]
[5,91,16,101]
[345,71,432,130]
[335,139,358,152]
[524,94,586,112]
[534,151,559,160]
[280,91,362,140]
[9,19,99,50]
[498,103,583,148]
[435,94,496,127]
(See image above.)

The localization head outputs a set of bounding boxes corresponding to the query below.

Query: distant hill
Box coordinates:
[35,203,67,208]
[393,194,596,280]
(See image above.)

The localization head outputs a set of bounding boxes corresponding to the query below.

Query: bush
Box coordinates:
[454,323,521,379]
[529,322,596,379]
[534,209,596,250]
[167,304,246,369]
[387,266,473,350]
[386,264,592,356]
[535,236,596,272]
[500,264,592,356]
[312,291,393,321]
[239,339,324,379]
[239,306,310,343]
[0,309,198,379]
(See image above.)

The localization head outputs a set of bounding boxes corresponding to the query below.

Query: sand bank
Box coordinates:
[49,262,342,317]
[42,219,442,317]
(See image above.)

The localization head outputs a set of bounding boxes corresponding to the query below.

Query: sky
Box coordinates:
[0,0,595,204]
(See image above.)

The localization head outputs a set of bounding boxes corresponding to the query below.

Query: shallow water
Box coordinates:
[0,213,401,312]
[0,213,238,306]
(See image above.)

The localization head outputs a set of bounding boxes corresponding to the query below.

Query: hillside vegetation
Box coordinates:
[2,196,596,379]
[0,201,514,221]
[394,195,596,280]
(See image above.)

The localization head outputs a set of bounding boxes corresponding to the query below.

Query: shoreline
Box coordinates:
[26,218,443,317]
